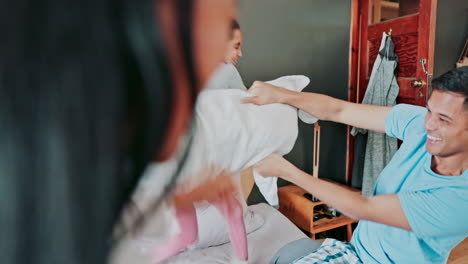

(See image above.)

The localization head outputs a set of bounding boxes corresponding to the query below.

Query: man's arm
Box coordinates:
[254,153,411,231]
[244,81,392,133]
[292,169,411,230]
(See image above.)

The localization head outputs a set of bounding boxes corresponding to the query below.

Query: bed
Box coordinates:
[110,169,307,264]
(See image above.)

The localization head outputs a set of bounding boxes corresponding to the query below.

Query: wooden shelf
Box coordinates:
[313,214,355,234]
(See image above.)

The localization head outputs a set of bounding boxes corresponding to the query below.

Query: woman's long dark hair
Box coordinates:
[0,0,198,263]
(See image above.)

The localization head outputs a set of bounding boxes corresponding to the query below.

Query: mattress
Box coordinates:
[110,203,307,264]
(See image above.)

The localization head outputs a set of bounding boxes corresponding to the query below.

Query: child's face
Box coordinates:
[225,29,243,66]
[155,0,237,161]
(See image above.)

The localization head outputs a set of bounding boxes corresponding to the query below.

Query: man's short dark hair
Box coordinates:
[431,66,468,109]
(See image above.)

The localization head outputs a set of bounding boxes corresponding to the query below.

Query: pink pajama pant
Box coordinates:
[152,192,248,263]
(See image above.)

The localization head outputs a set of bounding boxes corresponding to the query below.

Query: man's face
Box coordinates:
[224,29,243,66]
[424,90,468,159]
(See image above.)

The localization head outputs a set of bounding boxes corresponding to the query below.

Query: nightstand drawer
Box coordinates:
[278,184,358,241]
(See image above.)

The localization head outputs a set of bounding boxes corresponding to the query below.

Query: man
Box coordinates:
[244,66,468,264]
[205,19,246,91]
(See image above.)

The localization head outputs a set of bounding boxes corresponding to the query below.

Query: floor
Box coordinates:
[448,238,468,264]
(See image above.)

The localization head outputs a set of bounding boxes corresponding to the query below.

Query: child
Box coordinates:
[133,75,315,263]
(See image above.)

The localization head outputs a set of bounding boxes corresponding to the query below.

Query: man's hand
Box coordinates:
[253,153,297,180]
[243,81,291,105]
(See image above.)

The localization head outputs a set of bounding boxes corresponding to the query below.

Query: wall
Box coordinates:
[238,0,352,204]
[433,0,468,77]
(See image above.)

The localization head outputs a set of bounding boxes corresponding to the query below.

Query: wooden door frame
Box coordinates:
[346,0,437,184]
[416,0,437,88]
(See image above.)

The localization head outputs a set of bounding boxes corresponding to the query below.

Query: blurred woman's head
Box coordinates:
[155,0,237,160]
[0,0,236,263]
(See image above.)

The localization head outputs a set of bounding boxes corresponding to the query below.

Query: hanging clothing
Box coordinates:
[351,32,399,196]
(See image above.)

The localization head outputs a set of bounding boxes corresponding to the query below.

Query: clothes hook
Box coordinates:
[420,58,428,75]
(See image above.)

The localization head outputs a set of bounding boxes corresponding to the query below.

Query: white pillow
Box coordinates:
[193,206,265,249]
[135,206,264,253]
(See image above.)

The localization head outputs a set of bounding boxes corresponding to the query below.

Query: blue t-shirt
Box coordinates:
[351,104,468,263]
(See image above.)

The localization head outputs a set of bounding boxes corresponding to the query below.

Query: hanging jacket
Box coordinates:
[351,32,399,196]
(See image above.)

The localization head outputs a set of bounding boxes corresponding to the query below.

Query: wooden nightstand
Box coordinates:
[278,184,358,241]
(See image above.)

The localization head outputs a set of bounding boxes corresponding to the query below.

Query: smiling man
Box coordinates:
[425,89,468,170]
[243,66,468,264]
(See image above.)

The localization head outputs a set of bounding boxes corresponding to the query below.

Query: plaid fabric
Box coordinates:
[292,238,362,264]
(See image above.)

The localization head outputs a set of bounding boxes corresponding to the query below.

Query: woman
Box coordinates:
[0,0,237,263]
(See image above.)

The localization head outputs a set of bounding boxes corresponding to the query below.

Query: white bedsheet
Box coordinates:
[110,203,307,264]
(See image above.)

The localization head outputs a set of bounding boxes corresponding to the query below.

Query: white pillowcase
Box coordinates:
[193,205,264,249]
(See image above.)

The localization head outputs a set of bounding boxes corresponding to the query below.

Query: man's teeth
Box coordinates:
[427,135,442,141]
